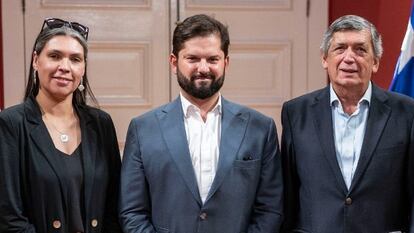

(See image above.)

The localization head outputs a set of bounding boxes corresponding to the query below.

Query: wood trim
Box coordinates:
[0,0,3,109]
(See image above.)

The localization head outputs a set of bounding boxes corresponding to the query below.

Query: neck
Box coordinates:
[333,84,367,115]
[182,91,220,121]
[36,91,74,117]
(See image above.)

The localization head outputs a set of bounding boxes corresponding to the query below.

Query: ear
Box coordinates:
[32,51,39,71]
[372,57,380,73]
[224,55,230,70]
[321,53,328,70]
[169,53,178,74]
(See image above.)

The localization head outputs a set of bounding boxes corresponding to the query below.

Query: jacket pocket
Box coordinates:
[154,225,169,233]
[233,159,261,169]
[292,229,312,233]
[375,144,406,156]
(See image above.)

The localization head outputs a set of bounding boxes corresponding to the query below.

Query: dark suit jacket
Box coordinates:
[281,84,414,233]
[0,97,122,233]
[119,97,283,233]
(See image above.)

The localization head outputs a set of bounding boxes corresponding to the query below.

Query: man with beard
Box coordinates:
[119,14,283,233]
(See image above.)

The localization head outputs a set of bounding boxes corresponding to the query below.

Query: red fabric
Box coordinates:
[329,0,412,89]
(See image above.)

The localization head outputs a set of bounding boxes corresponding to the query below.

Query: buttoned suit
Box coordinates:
[281,84,414,233]
[0,97,122,233]
[119,97,283,233]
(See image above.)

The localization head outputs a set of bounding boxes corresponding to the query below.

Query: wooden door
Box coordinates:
[3,0,327,147]
[172,0,327,130]
[18,0,170,149]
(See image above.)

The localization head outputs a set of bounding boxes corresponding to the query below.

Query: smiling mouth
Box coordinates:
[340,69,358,73]
[53,77,72,82]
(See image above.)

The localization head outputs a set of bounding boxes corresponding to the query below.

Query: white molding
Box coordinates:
[40,0,151,9]
[307,0,328,94]
[185,0,291,10]
[2,0,26,108]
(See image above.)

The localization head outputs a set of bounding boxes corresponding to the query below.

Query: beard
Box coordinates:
[176,68,225,100]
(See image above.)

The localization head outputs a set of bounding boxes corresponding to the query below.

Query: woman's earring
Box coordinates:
[33,71,37,85]
[78,77,85,91]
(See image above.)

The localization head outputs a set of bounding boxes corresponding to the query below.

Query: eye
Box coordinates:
[208,57,220,63]
[71,56,83,63]
[356,47,367,54]
[186,56,199,63]
[48,52,61,60]
[333,46,345,53]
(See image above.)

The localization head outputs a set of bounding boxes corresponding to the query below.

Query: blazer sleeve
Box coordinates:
[0,113,37,233]
[119,119,156,233]
[280,103,300,233]
[101,113,123,233]
[408,117,414,233]
[247,118,284,233]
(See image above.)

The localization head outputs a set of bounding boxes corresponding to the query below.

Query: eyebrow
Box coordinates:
[47,49,84,56]
[334,40,369,45]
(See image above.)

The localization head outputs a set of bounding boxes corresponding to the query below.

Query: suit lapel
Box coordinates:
[25,98,70,208]
[77,107,97,209]
[205,98,249,203]
[158,98,202,205]
[312,88,348,194]
[349,86,390,192]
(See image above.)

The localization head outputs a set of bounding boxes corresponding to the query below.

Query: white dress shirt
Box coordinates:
[180,93,222,203]
[330,82,371,189]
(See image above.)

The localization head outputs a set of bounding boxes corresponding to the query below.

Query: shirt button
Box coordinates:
[199,212,207,220]
[345,197,352,205]
[91,219,98,228]
[52,220,61,229]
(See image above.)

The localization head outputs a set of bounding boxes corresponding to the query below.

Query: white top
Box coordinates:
[330,82,371,189]
[180,93,222,203]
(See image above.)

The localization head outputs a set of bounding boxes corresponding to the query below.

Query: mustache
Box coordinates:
[190,73,215,81]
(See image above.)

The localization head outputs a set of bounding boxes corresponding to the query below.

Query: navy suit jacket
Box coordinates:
[119,97,283,233]
[281,85,414,233]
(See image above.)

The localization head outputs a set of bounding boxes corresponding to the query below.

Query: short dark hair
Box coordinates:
[172,14,230,57]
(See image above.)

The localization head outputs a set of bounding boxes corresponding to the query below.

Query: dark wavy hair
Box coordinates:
[24,25,98,107]
[172,14,230,57]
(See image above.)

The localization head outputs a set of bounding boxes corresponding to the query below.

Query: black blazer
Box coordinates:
[281,84,414,233]
[0,97,122,233]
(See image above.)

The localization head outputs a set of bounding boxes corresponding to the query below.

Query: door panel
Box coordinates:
[23,0,170,150]
[174,0,326,130]
[3,0,327,147]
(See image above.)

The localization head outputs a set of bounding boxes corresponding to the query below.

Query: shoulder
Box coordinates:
[0,102,29,138]
[283,87,327,109]
[0,103,25,119]
[0,101,31,127]
[375,87,414,114]
[130,101,174,124]
[377,87,414,105]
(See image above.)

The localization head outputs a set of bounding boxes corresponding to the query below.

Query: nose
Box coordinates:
[58,58,70,72]
[197,59,209,74]
[343,48,356,63]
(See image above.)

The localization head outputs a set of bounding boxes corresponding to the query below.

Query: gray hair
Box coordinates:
[34,27,88,58]
[320,15,383,59]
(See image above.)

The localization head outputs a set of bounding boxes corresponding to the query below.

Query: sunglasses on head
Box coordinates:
[41,18,89,40]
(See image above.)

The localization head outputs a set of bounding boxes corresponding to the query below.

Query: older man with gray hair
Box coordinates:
[281,15,414,233]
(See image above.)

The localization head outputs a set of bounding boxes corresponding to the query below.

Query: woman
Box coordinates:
[0,18,122,232]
